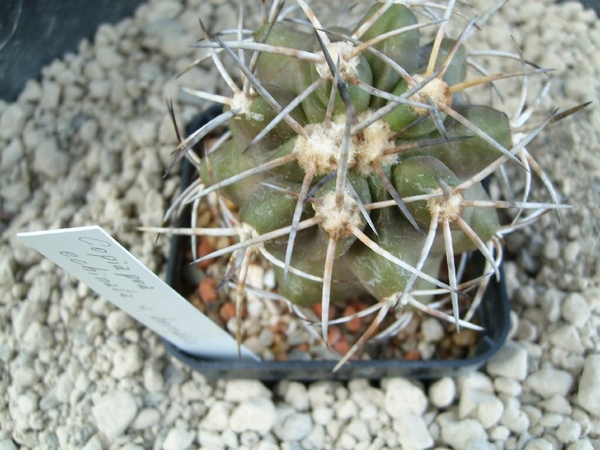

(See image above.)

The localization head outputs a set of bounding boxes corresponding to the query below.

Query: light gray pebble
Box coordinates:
[556,418,581,444]
[280,381,309,412]
[501,398,530,433]
[549,324,585,353]
[0,104,28,139]
[538,395,572,415]
[384,378,428,418]
[10,366,39,390]
[1,139,24,170]
[525,365,574,398]
[221,428,239,448]
[131,408,161,430]
[576,354,600,417]
[539,413,564,427]
[19,79,42,102]
[201,401,231,432]
[40,81,61,110]
[275,412,313,441]
[307,381,339,407]
[224,379,272,403]
[16,391,39,415]
[96,46,125,69]
[111,345,144,379]
[342,418,371,442]
[106,310,136,334]
[229,397,276,434]
[524,438,553,450]
[33,139,70,179]
[493,377,522,397]
[162,427,195,450]
[22,322,54,350]
[143,361,164,392]
[312,404,334,425]
[301,424,326,450]
[197,430,223,449]
[440,419,487,450]
[394,414,433,450]
[458,372,494,393]
[91,391,138,441]
[54,373,73,403]
[421,318,445,342]
[429,377,456,408]
[486,341,528,380]
[459,389,504,429]
[336,399,358,421]
[13,301,45,339]
[566,439,594,450]
[489,425,510,441]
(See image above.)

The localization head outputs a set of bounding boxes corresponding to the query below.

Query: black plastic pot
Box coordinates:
[163,106,511,381]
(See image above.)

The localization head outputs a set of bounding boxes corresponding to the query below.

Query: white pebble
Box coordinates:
[91,391,138,441]
[384,378,428,418]
[486,341,528,380]
[201,401,231,432]
[131,408,161,430]
[0,104,28,139]
[500,398,530,433]
[16,391,39,415]
[493,378,522,397]
[566,440,594,450]
[429,377,456,408]
[524,438,553,450]
[224,380,271,402]
[33,139,70,179]
[393,414,433,450]
[197,430,223,449]
[308,381,338,407]
[143,361,164,392]
[538,395,572,415]
[549,324,584,353]
[525,365,574,398]
[336,399,358,421]
[275,412,313,441]
[162,427,195,450]
[561,293,591,327]
[111,345,144,379]
[440,419,487,450]
[576,354,600,416]
[106,310,136,333]
[312,405,334,425]
[281,381,309,412]
[459,389,504,429]
[229,397,276,434]
[22,322,54,350]
[421,318,445,342]
[556,418,581,444]
[40,81,61,110]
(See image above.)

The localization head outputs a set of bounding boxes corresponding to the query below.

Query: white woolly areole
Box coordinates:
[410,74,452,116]
[428,189,463,222]
[293,113,396,175]
[315,41,360,79]
[231,92,264,122]
[313,191,363,239]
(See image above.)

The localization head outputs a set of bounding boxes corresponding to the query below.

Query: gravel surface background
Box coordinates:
[1,0,599,449]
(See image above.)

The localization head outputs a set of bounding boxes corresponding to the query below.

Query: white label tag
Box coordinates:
[17,226,258,361]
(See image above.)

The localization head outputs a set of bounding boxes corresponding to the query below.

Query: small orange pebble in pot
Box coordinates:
[198,277,218,303]
[342,305,363,333]
[219,302,237,322]
[404,349,421,361]
[196,236,216,270]
[313,302,335,321]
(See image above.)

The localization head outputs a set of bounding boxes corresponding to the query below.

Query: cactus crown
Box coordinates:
[153,0,578,367]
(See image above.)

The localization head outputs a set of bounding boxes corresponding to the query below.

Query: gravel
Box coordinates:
[0,0,599,448]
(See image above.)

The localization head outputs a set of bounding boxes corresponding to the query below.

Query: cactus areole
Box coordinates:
[163,1,569,365]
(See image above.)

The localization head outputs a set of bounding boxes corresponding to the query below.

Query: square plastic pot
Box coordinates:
[161,106,511,381]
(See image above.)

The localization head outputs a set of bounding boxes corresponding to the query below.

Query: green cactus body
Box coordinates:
[169,0,567,363]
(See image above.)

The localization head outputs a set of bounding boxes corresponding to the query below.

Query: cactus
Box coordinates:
[150,1,580,367]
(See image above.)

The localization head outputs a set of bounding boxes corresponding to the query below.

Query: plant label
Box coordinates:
[18,225,258,360]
